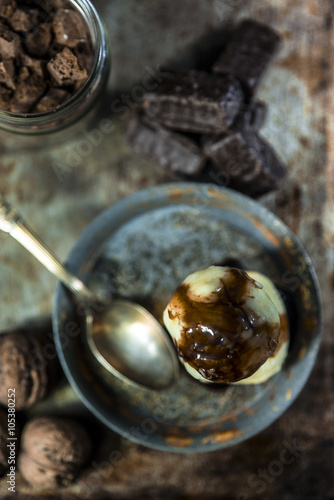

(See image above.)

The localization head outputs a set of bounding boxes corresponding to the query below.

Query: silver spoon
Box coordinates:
[0,196,179,390]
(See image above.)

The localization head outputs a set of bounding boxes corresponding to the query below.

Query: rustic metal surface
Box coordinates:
[0,0,333,498]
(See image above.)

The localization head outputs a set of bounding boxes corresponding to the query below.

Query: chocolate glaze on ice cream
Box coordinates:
[164,267,281,383]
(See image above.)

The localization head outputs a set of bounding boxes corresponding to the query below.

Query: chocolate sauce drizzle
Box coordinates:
[173,268,280,383]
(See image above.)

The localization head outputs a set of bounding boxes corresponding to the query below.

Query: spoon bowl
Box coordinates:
[86,300,178,390]
[0,195,179,390]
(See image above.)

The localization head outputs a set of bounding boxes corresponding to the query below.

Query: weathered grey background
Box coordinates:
[0,0,333,498]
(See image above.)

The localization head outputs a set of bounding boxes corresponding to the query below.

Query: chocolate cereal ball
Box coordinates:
[18,416,92,487]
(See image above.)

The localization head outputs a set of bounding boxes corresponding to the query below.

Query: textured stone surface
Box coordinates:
[0,0,333,498]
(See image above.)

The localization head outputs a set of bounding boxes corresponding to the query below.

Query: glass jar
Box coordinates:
[0,0,110,149]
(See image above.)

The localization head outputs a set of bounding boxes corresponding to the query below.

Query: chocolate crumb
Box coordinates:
[0,60,15,90]
[53,8,90,49]
[0,0,16,20]
[8,7,33,32]
[126,19,285,199]
[21,53,44,79]
[17,65,29,83]
[0,0,94,114]
[18,416,92,487]
[25,22,52,57]
[34,87,71,112]
[203,128,286,197]
[0,20,21,59]
[10,73,46,113]
[0,409,8,476]
[47,46,87,87]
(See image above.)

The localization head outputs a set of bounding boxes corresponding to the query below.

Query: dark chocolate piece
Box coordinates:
[203,127,286,197]
[0,84,12,110]
[126,113,206,176]
[213,19,280,98]
[142,71,244,134]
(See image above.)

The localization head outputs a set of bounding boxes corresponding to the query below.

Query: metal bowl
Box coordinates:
[52,183,322,452]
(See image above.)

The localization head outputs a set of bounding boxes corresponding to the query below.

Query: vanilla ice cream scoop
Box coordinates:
[163,266,284,384]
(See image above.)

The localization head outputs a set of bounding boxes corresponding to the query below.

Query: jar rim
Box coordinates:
[0,0,109,134]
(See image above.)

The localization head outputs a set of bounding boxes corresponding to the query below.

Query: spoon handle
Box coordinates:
[0,195,96,304]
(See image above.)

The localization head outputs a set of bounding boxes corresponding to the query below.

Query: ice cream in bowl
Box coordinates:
[52,183,321,452]
[163,265,289,386]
